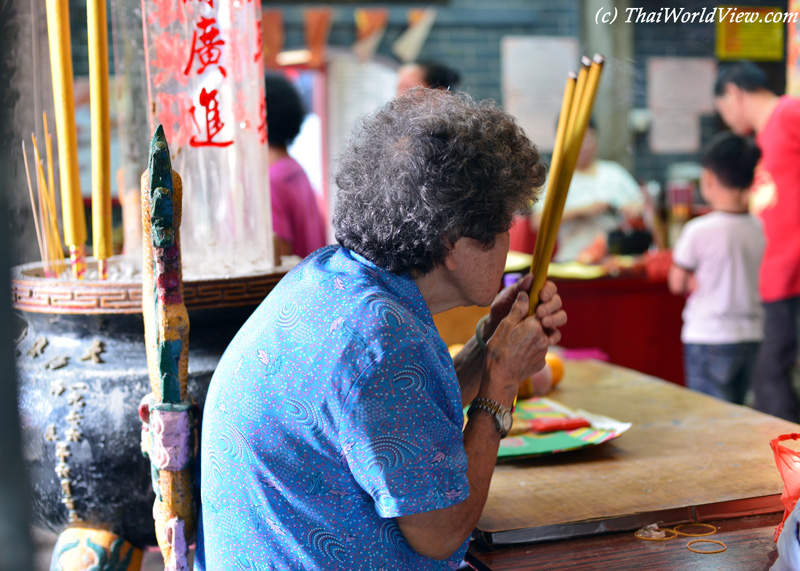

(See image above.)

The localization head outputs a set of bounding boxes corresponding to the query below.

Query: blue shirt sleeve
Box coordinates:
[339,337,470,519]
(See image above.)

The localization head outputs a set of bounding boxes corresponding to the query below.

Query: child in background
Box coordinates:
[668,132,764,404]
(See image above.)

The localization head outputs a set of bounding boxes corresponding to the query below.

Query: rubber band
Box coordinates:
[634,527,678,541]
[674,523,717,537]
[686,539,726,554]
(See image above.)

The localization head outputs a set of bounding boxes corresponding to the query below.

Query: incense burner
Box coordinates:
[12,257,286,565]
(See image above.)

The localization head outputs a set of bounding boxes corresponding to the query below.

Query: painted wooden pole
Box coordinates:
[138,125,194,571]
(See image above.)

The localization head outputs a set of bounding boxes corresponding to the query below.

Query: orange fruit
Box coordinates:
[448,344,465,359]
[518,365,552,399]
[545,352,564,385]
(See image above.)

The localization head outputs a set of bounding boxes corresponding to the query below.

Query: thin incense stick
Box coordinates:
[43,113,56,212]
[33,133,66,276]
[32,135,55,272]
[43,119,66,276]
[43,182,66,277]
[22,141,48,274]
[529,55,605,313]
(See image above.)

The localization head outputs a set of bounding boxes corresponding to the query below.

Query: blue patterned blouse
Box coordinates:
[194,246,470,570]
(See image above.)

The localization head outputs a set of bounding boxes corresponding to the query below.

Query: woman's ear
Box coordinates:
[443,238,463,271]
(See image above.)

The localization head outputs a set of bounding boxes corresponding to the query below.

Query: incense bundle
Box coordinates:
[23,118,67,278]
[528,54,605,315]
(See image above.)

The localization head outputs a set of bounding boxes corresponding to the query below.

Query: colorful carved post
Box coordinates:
[138,125,194,570]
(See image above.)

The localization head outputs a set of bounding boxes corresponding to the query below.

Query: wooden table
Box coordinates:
[467,360,798,570]
[467,512,781,570]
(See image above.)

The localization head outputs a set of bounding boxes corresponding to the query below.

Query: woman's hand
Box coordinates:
[477,276,566,406]
[536,279,566,343]
[481,274,565,344]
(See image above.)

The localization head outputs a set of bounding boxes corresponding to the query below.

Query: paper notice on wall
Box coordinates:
[650,110,702,154]
[647,57,716,153]
[502,36,580,152]
[648,57,716,113]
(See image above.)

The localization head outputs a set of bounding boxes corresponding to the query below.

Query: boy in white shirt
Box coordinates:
[669,132,764,404]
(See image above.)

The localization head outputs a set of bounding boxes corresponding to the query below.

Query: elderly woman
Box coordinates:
[195,89,566,570]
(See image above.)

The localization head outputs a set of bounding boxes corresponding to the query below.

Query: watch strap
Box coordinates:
[468,397,512,437]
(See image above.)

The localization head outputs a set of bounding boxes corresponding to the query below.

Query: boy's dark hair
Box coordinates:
[701,131,761,189]
[714,62,771,96]
[264,72,306,147]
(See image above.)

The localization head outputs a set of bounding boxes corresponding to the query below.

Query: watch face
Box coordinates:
[500,410,513,434]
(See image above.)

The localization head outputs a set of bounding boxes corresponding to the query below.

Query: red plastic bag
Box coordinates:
[770,433,800,541]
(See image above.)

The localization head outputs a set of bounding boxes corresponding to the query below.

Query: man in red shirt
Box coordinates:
[714,62,800,421]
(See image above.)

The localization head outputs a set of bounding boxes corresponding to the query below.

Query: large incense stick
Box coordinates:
[565,57,591,149]
[87,0,112,279]
[532,72,577,270]
[529,55,605,315]
[45,0,87,279]
[532,58,589,277]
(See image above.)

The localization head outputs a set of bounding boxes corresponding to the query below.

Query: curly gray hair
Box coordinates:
[333,89,546,275]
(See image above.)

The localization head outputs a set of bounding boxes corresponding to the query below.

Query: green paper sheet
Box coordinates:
[498,397,632,459]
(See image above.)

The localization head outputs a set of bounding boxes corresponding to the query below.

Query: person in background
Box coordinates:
[195,89,566,570]
[265,71,326,259]
[714,61,800,420]
[668,132,764,404]
[530,119,644,263]
[396,59,461,96]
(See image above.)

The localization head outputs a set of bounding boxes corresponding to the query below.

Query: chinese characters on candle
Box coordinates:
[142,0,273,276]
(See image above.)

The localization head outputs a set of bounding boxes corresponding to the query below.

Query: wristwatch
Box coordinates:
[468,398,513,438]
